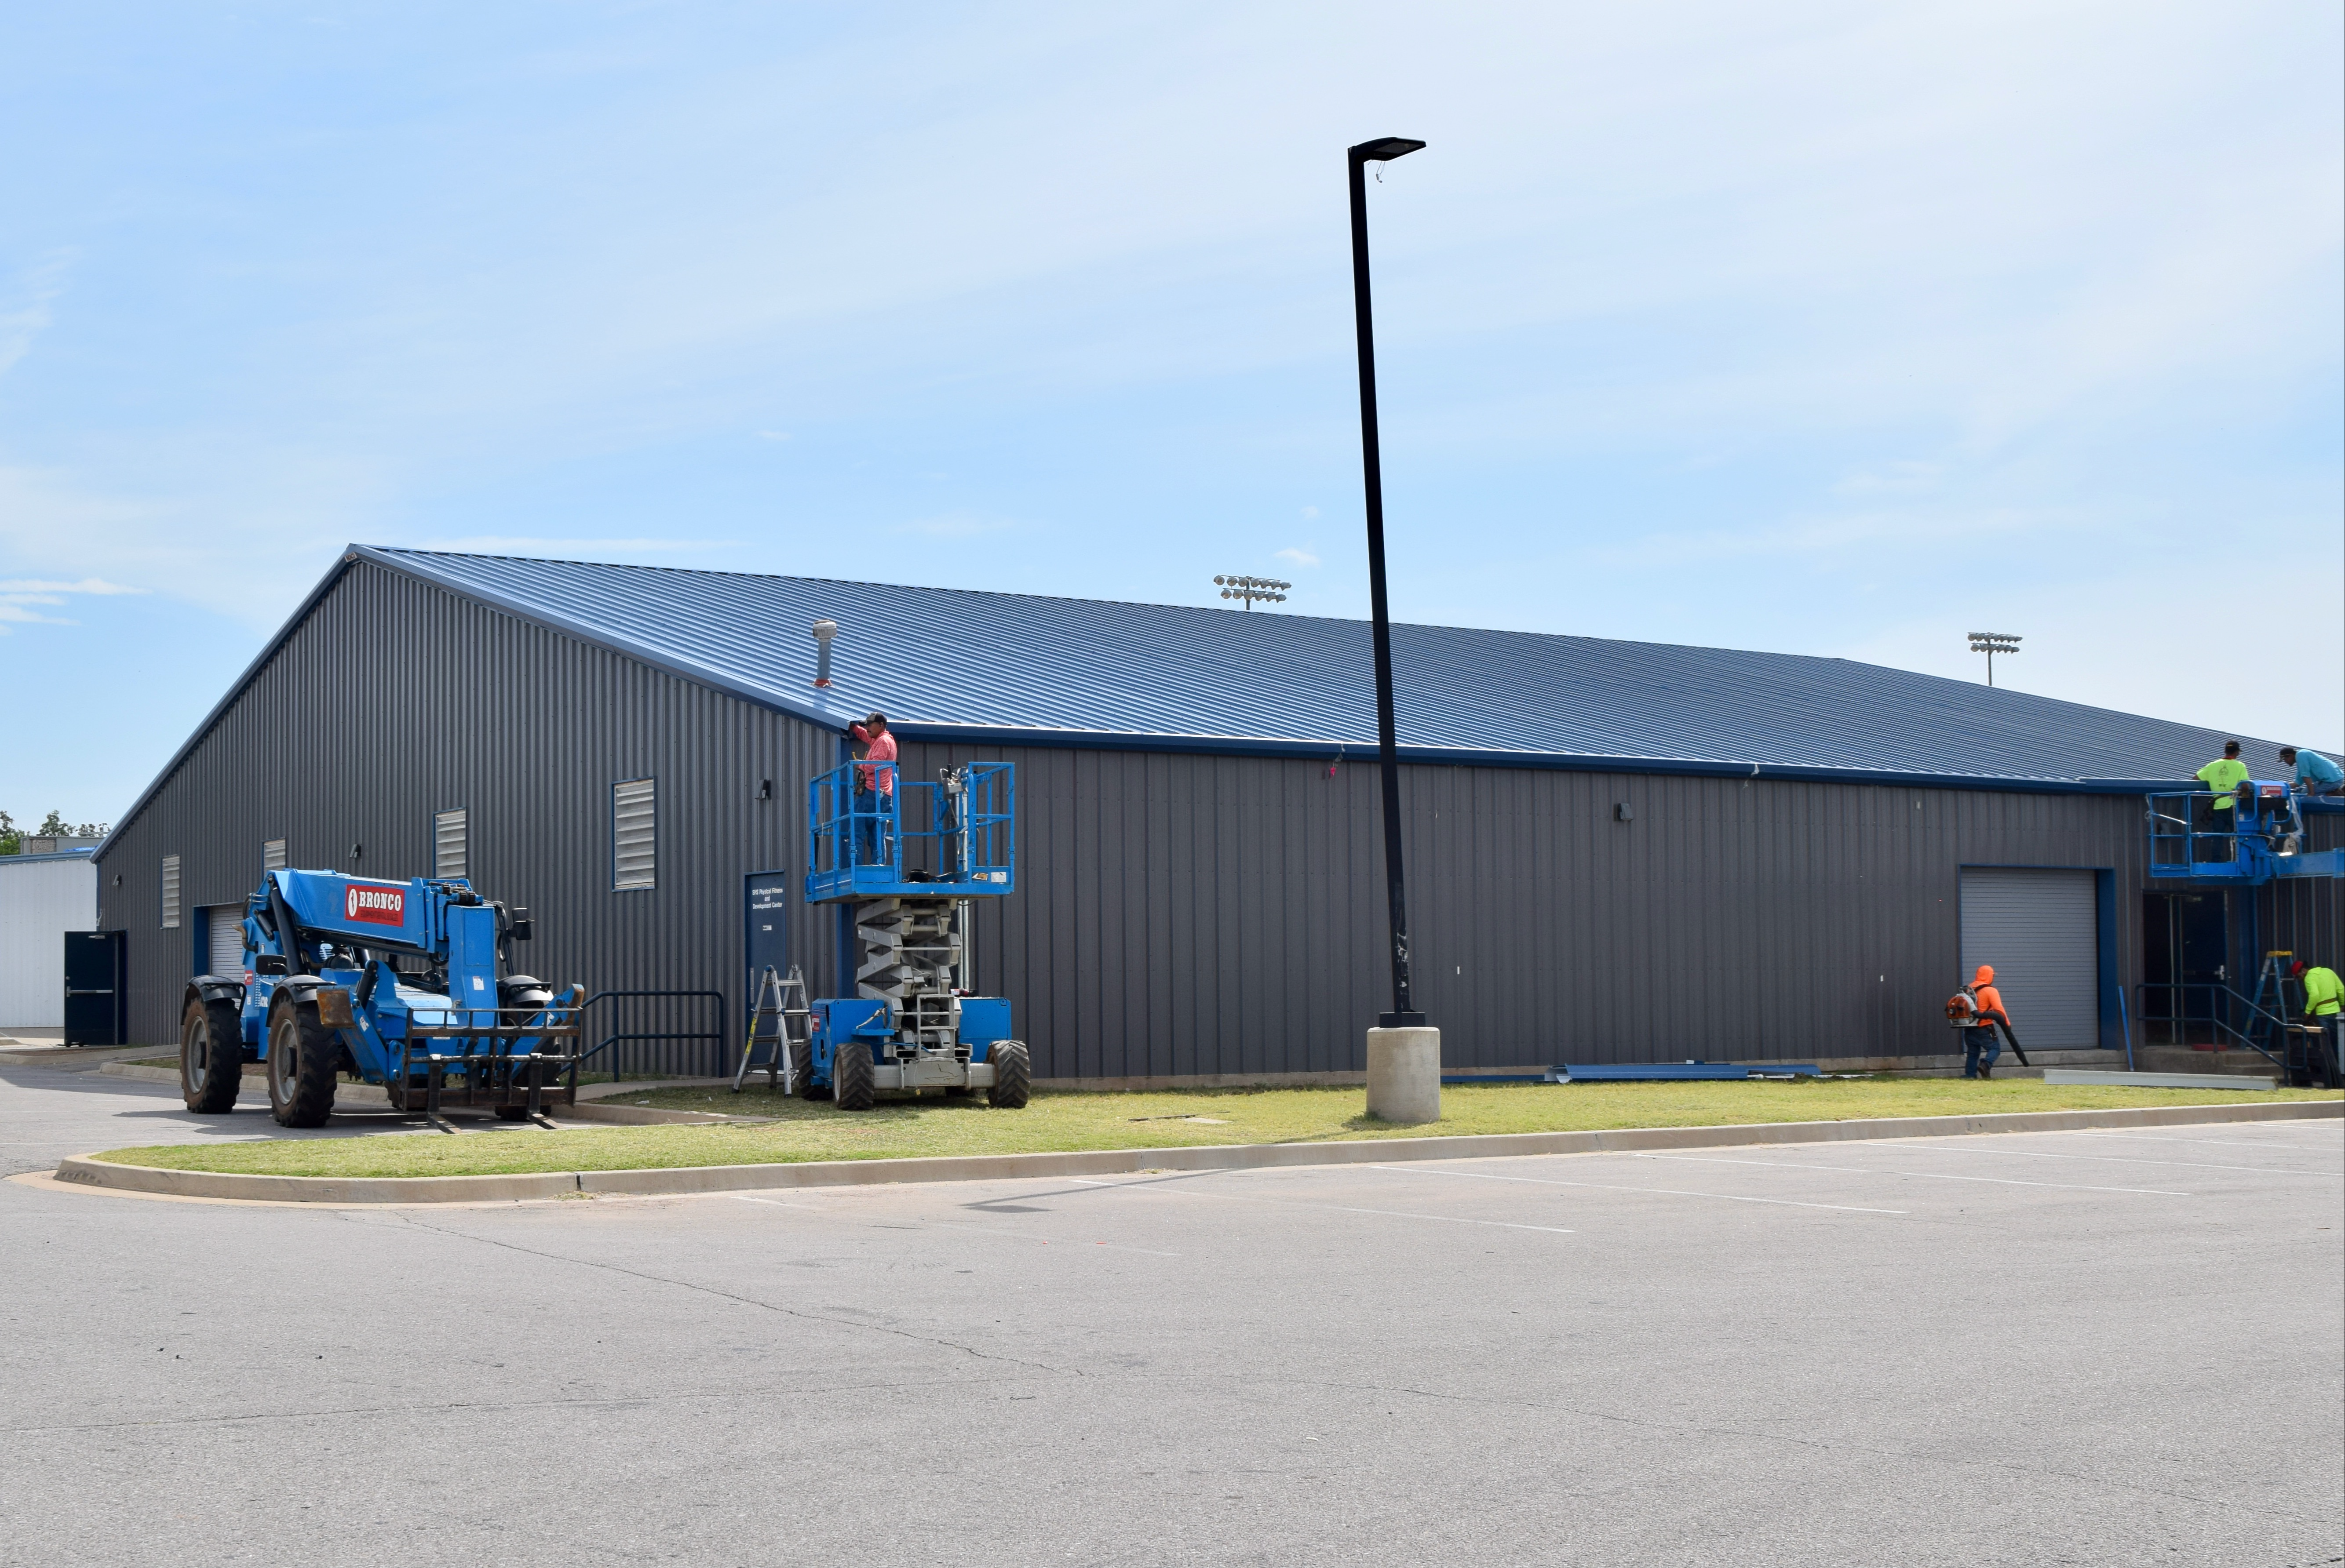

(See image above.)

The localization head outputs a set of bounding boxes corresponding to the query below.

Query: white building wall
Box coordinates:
[0,854,99,1027]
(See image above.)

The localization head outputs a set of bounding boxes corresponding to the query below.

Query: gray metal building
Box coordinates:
[92,547,2341,1076]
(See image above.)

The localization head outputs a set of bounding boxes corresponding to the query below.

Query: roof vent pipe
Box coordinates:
[811,620,839,688]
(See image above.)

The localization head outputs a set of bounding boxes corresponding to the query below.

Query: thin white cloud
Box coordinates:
[0,572,143,634]
[0,578,145,595]
[1275,547,1319,567]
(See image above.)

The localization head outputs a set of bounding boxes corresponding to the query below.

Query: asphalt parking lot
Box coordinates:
[2,1066,2339,1568]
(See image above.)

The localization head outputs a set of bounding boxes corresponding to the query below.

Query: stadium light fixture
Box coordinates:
[1968,631,2021,687]
[1214,574,1290,609]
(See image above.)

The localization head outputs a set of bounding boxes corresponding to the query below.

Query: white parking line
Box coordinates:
[1065,1176,1575,1234]
[1630,1152,2190,1197]
[1366,1164,1907,1215]
[1856,1142,2338,1177]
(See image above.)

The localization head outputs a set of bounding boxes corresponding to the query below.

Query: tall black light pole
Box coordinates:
[1348,135,1426,1029]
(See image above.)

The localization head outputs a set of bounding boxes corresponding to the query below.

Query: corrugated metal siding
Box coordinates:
[2253,811,2345,990]
[0,856,99,1026]
[95,562,842,1055]
[905,740,2164,1076]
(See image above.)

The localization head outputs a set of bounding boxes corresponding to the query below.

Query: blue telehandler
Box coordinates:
[179,869,580,1128]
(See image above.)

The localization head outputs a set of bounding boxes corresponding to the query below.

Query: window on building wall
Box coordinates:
[263,839,288,872]
[613,778,656,891]
[161,855,182,928]
[433,808,469,881]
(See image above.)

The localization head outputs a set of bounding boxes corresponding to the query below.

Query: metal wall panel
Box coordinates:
[0,856,99,1026]
[899,741,2220,1078]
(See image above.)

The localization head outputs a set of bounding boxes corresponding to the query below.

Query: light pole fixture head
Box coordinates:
[1967,631,2020,688]
[1350,137,1427,164]
[1215,575,1291,609]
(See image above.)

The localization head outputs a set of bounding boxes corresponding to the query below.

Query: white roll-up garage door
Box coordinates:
[1959,869,2099,1048]
[204,905,246,978]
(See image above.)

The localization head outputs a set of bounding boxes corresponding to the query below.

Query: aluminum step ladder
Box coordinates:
[733,964,810,1094]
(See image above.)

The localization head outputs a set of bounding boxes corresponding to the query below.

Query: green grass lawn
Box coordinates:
[89,1077,2341,1179]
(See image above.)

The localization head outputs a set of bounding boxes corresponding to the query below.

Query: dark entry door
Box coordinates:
[2143,893,2227,1045]
[743,870,790,1029]
[62,931,126,1046]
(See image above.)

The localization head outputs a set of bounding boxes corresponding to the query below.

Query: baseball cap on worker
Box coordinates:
[2293,960,2308,977]
[2224,740,2242,757]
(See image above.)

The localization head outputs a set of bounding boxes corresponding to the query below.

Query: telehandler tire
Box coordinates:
[832,1040,875,1112]
[179,997,243,1114]
[986,1040,1032,1110]
[266,999,339,1128]
[790,1037,819,1099]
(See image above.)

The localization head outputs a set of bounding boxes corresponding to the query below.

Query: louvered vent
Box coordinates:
[613,779,656,891]
[161,855,182,929]
[433,808,469,881]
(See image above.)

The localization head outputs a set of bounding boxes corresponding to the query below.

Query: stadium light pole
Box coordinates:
[1968,631,2021,688]
[1349,135,1428,1035]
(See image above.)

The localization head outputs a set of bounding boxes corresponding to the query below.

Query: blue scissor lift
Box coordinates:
[2143,780,2343,1073]
[801,760,1030,1110]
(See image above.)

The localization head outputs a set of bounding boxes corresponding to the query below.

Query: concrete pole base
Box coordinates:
[1366,1027,1441,1125]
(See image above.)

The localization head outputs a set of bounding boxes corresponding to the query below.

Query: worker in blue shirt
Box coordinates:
[2278,746,2343,799]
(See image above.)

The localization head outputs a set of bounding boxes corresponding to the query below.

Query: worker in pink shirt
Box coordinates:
[847,712,897,865]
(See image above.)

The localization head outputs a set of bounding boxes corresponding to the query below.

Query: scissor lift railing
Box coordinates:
[2146,786,2345,884]
[806,760,1015,903]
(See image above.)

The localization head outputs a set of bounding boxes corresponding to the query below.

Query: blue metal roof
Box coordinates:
[362,546,2327,792]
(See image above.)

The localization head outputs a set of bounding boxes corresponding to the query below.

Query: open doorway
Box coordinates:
[2141,891,2226,1046]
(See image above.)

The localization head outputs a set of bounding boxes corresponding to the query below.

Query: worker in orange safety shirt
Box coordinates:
[846,712,897,866]
[1962,964,2022,1079]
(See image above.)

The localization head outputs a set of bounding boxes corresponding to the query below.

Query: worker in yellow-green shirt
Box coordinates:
[2290,960,2341,1088]
[2193,740,2250,862]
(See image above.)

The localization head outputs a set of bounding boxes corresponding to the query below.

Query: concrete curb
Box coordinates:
[3,1044,163,1068]
[49,1098,2341,1206]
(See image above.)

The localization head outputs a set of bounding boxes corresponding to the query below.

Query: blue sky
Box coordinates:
[2,1,2338,826]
